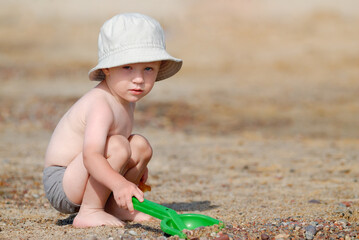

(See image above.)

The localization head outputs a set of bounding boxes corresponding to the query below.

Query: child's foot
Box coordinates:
[113,208,152,222]
[105,198,152,222]
[73,208,125,228]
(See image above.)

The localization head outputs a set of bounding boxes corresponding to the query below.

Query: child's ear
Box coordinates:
[102,68,110,76]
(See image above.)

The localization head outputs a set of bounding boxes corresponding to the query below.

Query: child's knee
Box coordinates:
[129,134,153,162]
[106,135,132,162]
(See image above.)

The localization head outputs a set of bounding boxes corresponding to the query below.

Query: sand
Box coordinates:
[1,1,359,239]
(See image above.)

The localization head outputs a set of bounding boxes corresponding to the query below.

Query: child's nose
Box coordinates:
[132,72,145,84]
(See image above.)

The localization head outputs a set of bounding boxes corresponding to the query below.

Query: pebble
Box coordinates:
[260,233,270,239]
[275,233,289,240]
[32,193,39,198]
[305,225,317,240]
[214,234,229,240]
[341,201,352,207]
[87,235,98,240]
[308,199,321,204]
[127,230,137,236]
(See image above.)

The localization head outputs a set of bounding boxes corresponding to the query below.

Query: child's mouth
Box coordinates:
[130,89,144,95]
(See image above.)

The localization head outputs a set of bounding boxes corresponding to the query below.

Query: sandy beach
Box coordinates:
[1,1,359,239]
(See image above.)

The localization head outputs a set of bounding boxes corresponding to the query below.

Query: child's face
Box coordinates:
[103,61,161,103]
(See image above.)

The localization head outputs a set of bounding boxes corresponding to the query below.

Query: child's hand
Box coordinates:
[113,179,144,213]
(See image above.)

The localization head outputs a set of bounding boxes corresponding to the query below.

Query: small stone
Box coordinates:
[341,201,352,207]
[261,233,270,240]
[128,230,137,236]
[214,234,229,240]
[308,199,321,204]
[275,233,289,240]
[305,225,317,240]
[338,203,348,208]
[121,236,135,240]
[182,229,194,236]
[87,235,98,240]
[32,193,39,198]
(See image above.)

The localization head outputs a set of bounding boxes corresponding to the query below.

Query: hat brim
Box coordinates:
[88,47,182,82]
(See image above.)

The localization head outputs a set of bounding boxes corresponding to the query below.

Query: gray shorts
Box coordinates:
[43,166,81,214]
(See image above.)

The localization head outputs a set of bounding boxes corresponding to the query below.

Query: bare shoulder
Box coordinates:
[61,87,114,129]
[79,87,114,115]
[81,86,109,103]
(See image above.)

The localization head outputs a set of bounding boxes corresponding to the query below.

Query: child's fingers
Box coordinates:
[133,188,144,202]
[127,198,135,213]
[125,188,144,213]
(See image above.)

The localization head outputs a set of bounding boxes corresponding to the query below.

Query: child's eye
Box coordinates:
[145,67,153,71]
[123,66,132,70]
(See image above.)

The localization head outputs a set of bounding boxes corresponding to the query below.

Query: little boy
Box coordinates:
[43,13,182,228]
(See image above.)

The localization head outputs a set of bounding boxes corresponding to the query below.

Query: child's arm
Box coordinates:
[82,100,143,212]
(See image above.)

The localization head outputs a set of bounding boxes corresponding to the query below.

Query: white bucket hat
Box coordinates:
[89,13,182,82]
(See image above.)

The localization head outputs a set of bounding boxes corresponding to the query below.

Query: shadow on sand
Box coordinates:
[162,200,220,212]
[56,214,76,226]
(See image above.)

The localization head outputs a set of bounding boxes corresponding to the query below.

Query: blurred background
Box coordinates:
[1,2,359,237]
[1,0,358,139]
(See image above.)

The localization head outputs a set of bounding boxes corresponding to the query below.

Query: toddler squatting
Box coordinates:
[43,13,182,227]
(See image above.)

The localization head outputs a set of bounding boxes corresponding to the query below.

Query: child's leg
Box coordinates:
[62,135,133,228]
[104,134,153,221]
[124,134,152,184]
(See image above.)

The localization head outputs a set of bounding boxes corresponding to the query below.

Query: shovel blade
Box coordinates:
[161,213,223,238]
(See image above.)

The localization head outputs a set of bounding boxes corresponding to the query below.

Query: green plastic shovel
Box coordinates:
[132,197,223,238]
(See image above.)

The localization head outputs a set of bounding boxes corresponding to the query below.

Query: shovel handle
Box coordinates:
[132,197,187,231]
[132,197,177,221]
